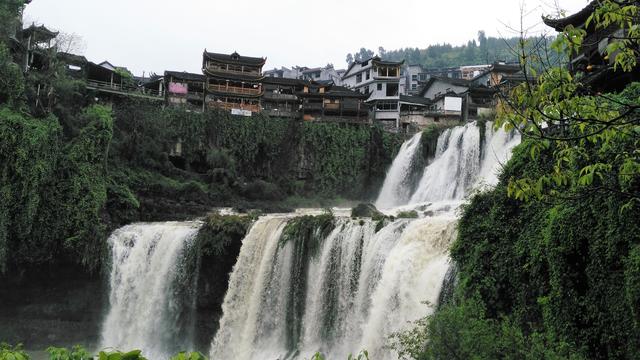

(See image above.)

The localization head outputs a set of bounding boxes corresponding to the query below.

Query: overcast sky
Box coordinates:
[24,0,588,76]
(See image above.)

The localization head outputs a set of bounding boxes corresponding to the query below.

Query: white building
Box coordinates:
[403,64,428,95]
[341,56,404,130]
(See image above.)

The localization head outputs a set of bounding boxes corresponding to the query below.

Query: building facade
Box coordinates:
[342,56,404,129]
[164,71,205,110]
[202,51,266,114]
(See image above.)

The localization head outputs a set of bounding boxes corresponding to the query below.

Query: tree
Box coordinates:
[0,0,24,40]
[346,53,354,66]
[53,32,86,54]
[496,0,640,208]
[478,30,488,62]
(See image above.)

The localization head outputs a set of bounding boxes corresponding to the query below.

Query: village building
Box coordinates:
[164,71,206,110]
[422,66,462,80]
[299,82,369,123]
[414,76,498,123]
[402,64,428,95]
[300,65,343,85]
[261,76,303,118]
[543,0,640,92]
[470,62,521,87]
[21,24,58,72]
[460,64,492,80]
[341,56,404,130]
[202,51,266,115]
[263,66,304,79]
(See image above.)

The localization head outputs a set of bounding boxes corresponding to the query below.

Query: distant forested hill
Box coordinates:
[346,31,558,68]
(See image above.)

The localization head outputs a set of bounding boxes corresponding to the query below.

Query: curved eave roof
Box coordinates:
[203,50,266,67]
[543,1,597,31]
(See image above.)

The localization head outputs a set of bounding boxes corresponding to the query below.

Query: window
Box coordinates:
[377,83,383,91]
[412,75,418,81]
[411,84,417,90]
[356,73,362,83]
[386,83,399,96]
[314,72,321,78]
[366,70,370,80]
[375,101,398,111]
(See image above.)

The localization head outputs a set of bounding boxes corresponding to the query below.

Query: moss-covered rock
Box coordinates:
[351,203,383,218]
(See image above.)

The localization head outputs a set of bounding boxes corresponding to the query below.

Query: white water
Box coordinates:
[98,121,519,359]
[100,222,201,359]
[375,122,520,207]
[376,132,423,209]
[210,215,456,360]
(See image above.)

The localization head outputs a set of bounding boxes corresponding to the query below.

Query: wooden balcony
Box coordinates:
[263,92,298,101]
[208,101,260,113]
[208,84,262,96]
[324,103,340,111]
[86,80,163,101]
[206,66,261,77]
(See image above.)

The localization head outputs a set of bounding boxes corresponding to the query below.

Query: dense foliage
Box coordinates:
[0,0,401,276]
[346,32,560,69]
[395,2,640,358]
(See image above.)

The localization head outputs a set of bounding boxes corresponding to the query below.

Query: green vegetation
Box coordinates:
[396,210,418,219]
[0,0,401,276]
[0,343,28,360]
[196,213,251,257]
[395,2,640,359]
[347,31,561,69]
[350,203,384,219]
[419,125,443,160]
[46,345,91,360]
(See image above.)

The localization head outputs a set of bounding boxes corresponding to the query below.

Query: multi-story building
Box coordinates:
[403,64,428,95]
[341,56,404,130]
[300,65,343,85]
[261,76,303,118]
[164,71,206,110]
[202,51,266,115]
[299,82,369,122]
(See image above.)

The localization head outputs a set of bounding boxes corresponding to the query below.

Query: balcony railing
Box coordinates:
[208,101,261,113]
[263,92,298,101]
[86,80,163,100]
[208,84,262,96]
[206,66,261,77]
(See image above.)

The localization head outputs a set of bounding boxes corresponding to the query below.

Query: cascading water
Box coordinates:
[375,132,424,209]
[97,121,519,359]
[210,214,456,360]
[100,222,201,359]
[376,121,519,206]
[210,121,519,359]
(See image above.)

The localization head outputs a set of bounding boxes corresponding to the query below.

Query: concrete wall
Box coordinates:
[422,80,468,99]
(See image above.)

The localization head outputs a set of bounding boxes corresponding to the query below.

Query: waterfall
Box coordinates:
[210,215,457,360]
[100,222,201,359]
[96,121,519,359]
[408,122,520,204]
[375,132,424,209]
